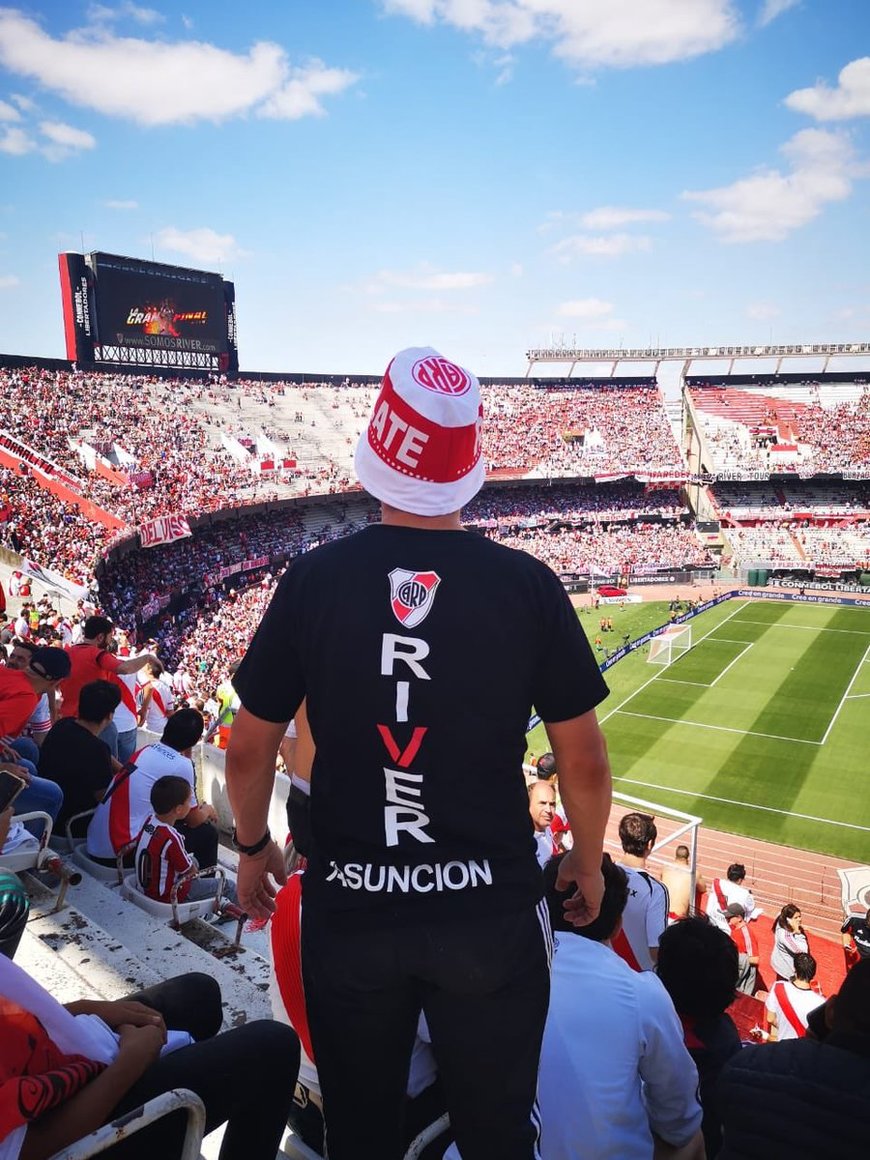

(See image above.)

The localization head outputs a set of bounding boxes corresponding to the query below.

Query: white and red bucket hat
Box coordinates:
[355,347,485,516]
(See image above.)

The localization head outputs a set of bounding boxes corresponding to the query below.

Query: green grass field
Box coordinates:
[528,598,870,862]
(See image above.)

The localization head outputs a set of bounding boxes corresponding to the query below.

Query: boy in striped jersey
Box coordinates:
[134,776,236,905]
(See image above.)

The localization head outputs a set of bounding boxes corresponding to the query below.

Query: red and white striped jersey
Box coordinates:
[135,815,194,902]
[86,743,197,860]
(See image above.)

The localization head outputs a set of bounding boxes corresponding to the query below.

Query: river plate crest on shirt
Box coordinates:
[389,569,441,629]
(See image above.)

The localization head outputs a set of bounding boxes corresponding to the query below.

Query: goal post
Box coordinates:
[648,624,693,666]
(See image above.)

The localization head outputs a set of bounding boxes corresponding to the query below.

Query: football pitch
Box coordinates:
[529,598,870,862]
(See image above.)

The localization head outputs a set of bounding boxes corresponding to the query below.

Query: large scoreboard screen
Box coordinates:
[58,251,238,373]
[91,253,226,355]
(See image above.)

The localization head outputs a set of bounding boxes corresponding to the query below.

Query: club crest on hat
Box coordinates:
[389,568,441,629]
[412,354,471,396]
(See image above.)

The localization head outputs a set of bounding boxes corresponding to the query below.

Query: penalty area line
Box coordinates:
[615,709,821,746]
[598,601,751,726]
[612,777,870,834]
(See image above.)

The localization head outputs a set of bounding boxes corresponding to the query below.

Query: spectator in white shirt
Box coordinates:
[537,853,704,1159]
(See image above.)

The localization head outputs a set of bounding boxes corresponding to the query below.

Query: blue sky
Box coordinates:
[1,0,869,375]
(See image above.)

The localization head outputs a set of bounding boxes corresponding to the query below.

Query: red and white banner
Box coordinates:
[203,555,269,588]
[138,514,192,549]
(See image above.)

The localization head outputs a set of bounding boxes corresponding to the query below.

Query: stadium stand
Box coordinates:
[3,354,870,1157]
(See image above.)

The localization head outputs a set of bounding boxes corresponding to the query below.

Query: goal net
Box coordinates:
[648,624,692,666]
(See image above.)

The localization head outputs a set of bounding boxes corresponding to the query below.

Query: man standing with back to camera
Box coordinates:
[225,348,613,1159]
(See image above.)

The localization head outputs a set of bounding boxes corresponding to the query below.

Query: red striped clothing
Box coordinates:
[135,816,195,902]
[730,919,758,960]
[86,743,197,860]
[270,872,320,1095]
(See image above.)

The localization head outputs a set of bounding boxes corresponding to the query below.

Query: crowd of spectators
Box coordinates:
[0,366,269,527]
[465,480,687,525]
[691,382,870,475]
[713,481,870,521]
[490,521,715,575]
[479,382,684,476]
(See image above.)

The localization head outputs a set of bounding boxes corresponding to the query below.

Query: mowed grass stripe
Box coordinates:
[627,612,831,742]
[586,599,870,861]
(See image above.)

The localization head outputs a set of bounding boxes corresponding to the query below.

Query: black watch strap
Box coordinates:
[233,827,271,856]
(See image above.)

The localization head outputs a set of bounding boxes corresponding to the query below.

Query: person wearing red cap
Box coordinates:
[225,347,613,1160]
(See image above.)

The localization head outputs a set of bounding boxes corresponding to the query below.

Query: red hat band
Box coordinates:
[366,370,481,484]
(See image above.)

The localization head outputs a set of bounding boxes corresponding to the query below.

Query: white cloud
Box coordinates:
[0,125,33,154]
[258,61,362,120]
[103,198,139,209]
[0,98,20,121]
[683,128,857,242]
[551,232,653,260]
[0,273,19,289]
[0,10,358,126]
[154,226,245,264]
[758,0,800,27]
[39,119,96,150]
[367,266,492,292]
[785,57,870,122]
[87,2,165,25]
[381,0,741,69]
[557,298,617,320]
[579,206,670,229]
[10,93,35,112]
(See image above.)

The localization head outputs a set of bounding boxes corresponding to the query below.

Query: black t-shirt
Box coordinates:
[843,916,870,958]
[234,524,609,923]
[38,718,113,828]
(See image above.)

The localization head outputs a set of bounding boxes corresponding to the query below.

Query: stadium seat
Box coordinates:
[0,811,80,910]
[119,865,246,947]
[66,809,126,885]
[47,1088,205,1160]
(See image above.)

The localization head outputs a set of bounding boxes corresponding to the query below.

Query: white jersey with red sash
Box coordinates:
[704,877,758,933]
[86,744,197,860]
[765,980,824,1041]
[143,677,174,733]
[111,670,139,734]
[134,815,195,903]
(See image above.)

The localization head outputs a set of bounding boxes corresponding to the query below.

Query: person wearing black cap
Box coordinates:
[725,902,759,996]
[226,347,612,1160]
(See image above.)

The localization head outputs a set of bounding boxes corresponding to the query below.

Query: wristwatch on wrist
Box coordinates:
[232,827,271,856]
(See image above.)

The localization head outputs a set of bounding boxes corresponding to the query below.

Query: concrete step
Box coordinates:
[18,863,273,1029]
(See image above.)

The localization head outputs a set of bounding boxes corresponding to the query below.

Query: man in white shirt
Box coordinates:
[87,708,218,869]
[704,862,761,933]
[765,952,825,1041]
[538,853,704,1159]
[528,781,557,869]
[614,812,669,971]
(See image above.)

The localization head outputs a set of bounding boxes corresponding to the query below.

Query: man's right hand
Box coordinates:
[555,850,604,927]
[236,839,286,919]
